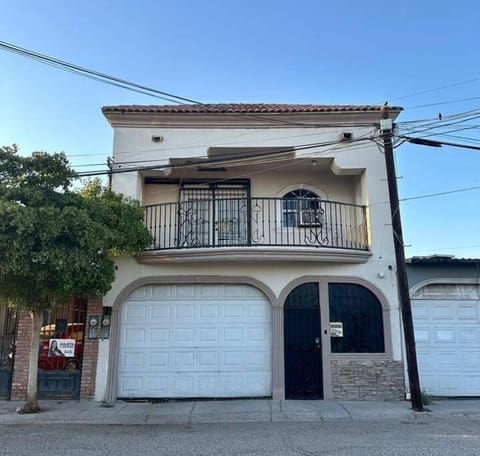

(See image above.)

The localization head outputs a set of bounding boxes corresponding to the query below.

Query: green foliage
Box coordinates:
[0,146,152,312]
[421,390,432,406]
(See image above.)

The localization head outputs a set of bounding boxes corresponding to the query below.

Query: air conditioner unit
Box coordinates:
[299,210,322,227]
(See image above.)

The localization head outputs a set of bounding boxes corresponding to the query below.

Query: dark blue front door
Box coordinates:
[284,282,323,399]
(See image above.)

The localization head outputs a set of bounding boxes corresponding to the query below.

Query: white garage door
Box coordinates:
[412,283,480,396]
[118,284,272,398]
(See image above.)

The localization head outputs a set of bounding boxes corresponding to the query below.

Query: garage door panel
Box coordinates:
[124,302,147,319]
[198,351,219,368]
[413,303,429,319]
[434,351,459,368]
[174,328,195,344]
[413,290,480,397]
[436,375,461,394]
[146,376,169,394]
[247,303,271,320]
[223,285,246,298]
[175,303,195,318]
[151,304,170,319]
[223,328,243,344]
[432,303,454,319]
[414,327,430,342]
[459,328,478,342]
[124,328,146,343]
[456,302,478,319]
[174,351,195,369]
[434,328,455,342]
[199,328,219,344]
[150,328,170,344]
[247,327,270,343]
[464,376,480,395]
[224,303,243,319]
[246,350,269,368]
[198,286,220,298]
[121,352,145,369]
[462,350,480,367]
[118,284,272,398]
[119,376,143,395]
[175,285,195,298]
[199,304,218,318]
[149,352,169,368]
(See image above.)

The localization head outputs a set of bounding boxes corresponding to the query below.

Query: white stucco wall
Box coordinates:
[94,255,402,400]
[94,113,401,401]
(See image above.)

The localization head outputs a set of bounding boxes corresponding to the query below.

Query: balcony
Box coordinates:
[140,198,370,263]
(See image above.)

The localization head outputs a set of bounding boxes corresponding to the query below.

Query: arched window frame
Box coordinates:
[277,184,326,229]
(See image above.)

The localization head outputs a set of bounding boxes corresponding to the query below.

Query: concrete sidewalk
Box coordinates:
[0,399,479,425]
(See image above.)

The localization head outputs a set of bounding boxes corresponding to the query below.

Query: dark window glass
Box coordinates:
[329,283,385,353]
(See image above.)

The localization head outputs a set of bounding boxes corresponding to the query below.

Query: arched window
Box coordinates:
[282,189,321,228]
[329,283,385,353]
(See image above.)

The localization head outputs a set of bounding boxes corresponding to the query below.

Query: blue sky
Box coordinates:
[1,1,479,258]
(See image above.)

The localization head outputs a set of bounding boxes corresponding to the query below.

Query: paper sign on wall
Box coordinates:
[48,339,75,357]
[330,322,344,337]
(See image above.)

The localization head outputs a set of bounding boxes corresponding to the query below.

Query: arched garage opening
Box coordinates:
[116,282,273,399]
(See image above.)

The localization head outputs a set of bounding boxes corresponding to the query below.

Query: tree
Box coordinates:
[0,145,152,412]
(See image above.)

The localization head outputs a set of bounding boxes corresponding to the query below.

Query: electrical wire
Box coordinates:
[140,136,378,197]
[405,96,480,109]
[381,77,480,104]
[0,40,387,129]
[76,137,374,177]
[370,184,480,206]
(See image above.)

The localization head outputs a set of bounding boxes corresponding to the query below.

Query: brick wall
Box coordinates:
[331,359,405,400]
[10,309,32,400]
[79,297,102,399]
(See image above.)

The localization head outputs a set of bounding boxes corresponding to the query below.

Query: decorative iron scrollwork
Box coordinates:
[177,206,209,247]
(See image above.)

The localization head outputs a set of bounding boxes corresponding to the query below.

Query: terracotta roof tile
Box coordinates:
[102,103,402,114]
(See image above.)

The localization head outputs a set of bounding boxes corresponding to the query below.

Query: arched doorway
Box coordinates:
[284,282,323,399]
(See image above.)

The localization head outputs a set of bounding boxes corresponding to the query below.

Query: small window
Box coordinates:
[329,283,385,353]
[282,189,320,228]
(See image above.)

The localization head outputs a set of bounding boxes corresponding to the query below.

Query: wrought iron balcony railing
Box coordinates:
[144,197,368,252]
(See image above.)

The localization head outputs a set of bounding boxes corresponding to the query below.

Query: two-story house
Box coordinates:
[96,103,406,403]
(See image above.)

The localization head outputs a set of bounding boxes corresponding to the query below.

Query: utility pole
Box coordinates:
[381,106,424,411]
[107,157,113,190]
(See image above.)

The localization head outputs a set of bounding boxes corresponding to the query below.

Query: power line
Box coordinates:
[0,40,197,105]
[405,96,480,109]
[101,134,378,199]
[76,137,373,177]
[370,183,480,206]
[0,40,380,129]
[397,114,480,137]
[384,77,480,103]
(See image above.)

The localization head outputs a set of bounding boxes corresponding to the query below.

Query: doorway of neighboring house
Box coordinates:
[38,297,87,399]
[284,282,323,399]
[178,181,250,248]
[0,304,17,399]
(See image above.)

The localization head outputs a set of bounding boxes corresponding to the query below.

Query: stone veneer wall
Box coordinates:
[331,359,405,400]
[10,298,102,401]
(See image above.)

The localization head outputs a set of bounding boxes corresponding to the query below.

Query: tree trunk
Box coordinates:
[22,310,43,413]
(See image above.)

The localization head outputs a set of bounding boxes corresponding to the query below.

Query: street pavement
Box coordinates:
[0,398,478,426]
